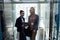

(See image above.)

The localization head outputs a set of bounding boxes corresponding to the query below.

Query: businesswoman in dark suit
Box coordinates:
[28,7,39,40]
[15,10,26,40]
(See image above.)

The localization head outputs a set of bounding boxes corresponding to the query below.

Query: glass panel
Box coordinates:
[3,3,14,40]
[0,4,3,10]
[58,0,60,2]
[0,0,3,2]
[46,0,58,2]
[39,0,45,1]
[13,0,47,2]
[40,4,45,18]
[4,4,13,27]
[3,0,59,2]
[13,3,50,40]
[7,28,13,36]
[3,0,59,40]
[54,0,58,1]
[40,3,50,28]
[15,4,38,22]
[4,0,11,2]
[13,0,19,2]
[39,3,50,40]
[47,0,58,2]
[3,2,51,40]
[13,0,38,2]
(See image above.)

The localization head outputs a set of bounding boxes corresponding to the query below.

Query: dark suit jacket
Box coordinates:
[15,16,25,32]
[28,14,39,30]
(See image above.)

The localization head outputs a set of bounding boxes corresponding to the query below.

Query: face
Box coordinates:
[30,7,35,15]
[20,12,24,17]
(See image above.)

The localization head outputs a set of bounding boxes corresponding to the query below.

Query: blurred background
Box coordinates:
[0,0,60,40]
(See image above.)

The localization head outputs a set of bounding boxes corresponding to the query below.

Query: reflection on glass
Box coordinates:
[39,0,45,1]
[0,4,3,10]
[40,3,50,28]
[13,0,47,2]
[4,0,11,2]
[13,0,38,2]
[13,0,19,2]
[0,0,3,2]
[40,3,50,40]
[4,4,13,27]
[3,3,14,40]
[40,4,45,18]
[15,4,38,22]
[3,2,51,40]
[54,0,58,1]
[14,3,50,40]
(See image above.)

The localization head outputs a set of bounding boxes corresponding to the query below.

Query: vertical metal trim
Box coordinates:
[49,0,54,40]
[56,0,59,40]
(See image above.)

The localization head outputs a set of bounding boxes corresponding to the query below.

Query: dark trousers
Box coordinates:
[19,31,26,40]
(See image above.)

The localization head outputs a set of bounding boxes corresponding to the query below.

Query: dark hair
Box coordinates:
[20,10,24,13]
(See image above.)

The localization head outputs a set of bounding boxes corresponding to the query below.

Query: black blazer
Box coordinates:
[28,14,39,30]
[15,17,25,32]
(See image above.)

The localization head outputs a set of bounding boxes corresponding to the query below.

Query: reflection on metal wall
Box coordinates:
[2,3,14,40]
[0,11,2,40]
[2,0,59,40]
[0,0,3,40]
[3,3,50,40]
[56,1,60,40]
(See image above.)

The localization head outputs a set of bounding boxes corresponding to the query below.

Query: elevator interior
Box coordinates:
[0,0,60,40]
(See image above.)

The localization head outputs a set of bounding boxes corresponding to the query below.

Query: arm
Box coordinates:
[15,19,18,27]
[28,16,30,26]
[15,18,22,28]
[34,15,39,30]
